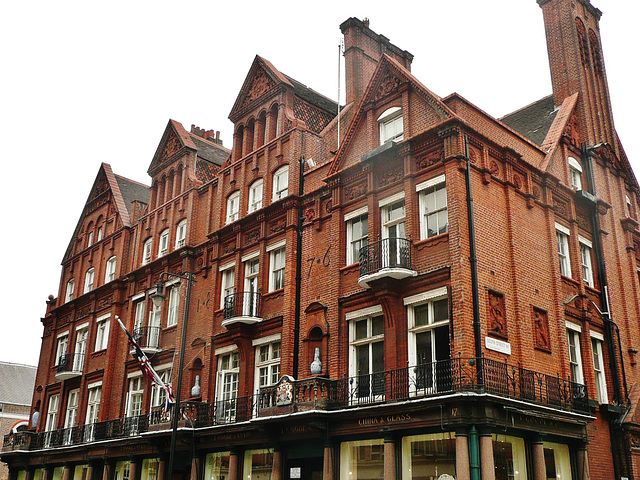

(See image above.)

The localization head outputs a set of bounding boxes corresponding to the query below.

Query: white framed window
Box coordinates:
[158,229,170,257]
[220,264,236,309]
[45,394,60,432]
[63,389,79,437]
[133,299,146,334]
[150,368,171,409]
[147,299,161,349]
[74,326,88,372]
[254,340,281,389]
[555,223,571,277]
[84,268,95,294]
[417,175,448,239]
[65,279,75,303]
[167,286,179,327]
[348,306,385,400]
[87,231,94,248]
[175,220,187,248]
[95,315,110,351]
[268,245,286,292]
[626,194,633,218]
[378,107,404,144]
[142,238,153,265]
[579,236,594,287]
[567,323,584,384]
[591,332,608,403]
[345,207,368,265]
[226,191,240,224]
[405,287,450,394]
[55,333,69,366]
[84,384,102,441]
[97,227,103,242]
[248,179,264,213]
[380,193,406,268]
[126,376,144,418]
[272,165,289,201]
[105,256,117,283]
[216,350,239,422]
[243,256,260,317]
[568,157,582,190]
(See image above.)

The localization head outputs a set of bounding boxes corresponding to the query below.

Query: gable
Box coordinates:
[148,120,197,177]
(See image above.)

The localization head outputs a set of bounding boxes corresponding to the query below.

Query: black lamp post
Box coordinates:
[150,271,196,480]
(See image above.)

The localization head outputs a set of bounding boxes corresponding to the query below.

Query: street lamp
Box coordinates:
[150,271,196,480]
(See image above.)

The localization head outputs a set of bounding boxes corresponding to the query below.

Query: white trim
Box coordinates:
[344,206,368,222]
[377,106,401,122]
[590,331,605,341]
[154,362,173,371]
[163,277,181,287]
[568,157,582,172]
[378,191,405,208]
[87,381,103,389]
[555,223,571,236]
[266,239,286,252]
[252,333,282,347]
[415,174,446,192]
[214,344,238,356]
[219,261,236,272]
[346,305,383,321]
[131,292,146,302]
[76,322,89,331]
[578,236,593,248]
[57,330,70,339]
[127,370,143,379]
[241,250,260,263]
[566,321,582,333]
[403,287,448,306]
[96,313,111,322]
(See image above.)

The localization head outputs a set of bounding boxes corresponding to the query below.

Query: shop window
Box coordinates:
[405,287,450,395]
[142,238,153,265]
[378,107,404,144]
[272,165,289,201]
[204,452,230,480]
[543,442,573,480]
[158,229,170,257]
[65,278,75,303]
[248,179,264,213]
[114,461,131,480]
[105,256,117,283]
[417,175,448,239]
[243,450,274,480]
[568,157,582,190]
[141,459,160,480]
[591,333,608,403]
[340,439,384,480]
[175,219,187,248]
[555,223,571,277]
[567,324,584,384]
[84,268,95,293]
[401,433,456,480]
[348,307,385,401]
[492,434,528,480]
[226,191,240,224]
[579,237,594,287]
[345,208,368,265]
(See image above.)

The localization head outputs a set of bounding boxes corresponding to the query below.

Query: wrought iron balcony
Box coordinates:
[222,291,263,328]
[358,237,416,288]
[132,326,161,354]
[55,353,84,380]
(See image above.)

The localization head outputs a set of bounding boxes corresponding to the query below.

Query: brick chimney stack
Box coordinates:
[191,125,224,146]
[537,0,616,149]
[340,17,413,107]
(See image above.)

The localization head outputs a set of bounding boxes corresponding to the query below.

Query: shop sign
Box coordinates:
[290,467,301,479]
[486,336,511,355]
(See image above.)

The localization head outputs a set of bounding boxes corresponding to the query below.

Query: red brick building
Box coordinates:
[3,1,640,479]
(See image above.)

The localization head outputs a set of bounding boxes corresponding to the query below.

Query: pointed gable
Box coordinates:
[229,56,293,123]
[328,54,455,176]
[148,120,198,177]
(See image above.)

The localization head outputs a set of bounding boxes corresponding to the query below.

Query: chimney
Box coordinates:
[340,18,414,106]
[537,0,616,148]
[190,125,224,146]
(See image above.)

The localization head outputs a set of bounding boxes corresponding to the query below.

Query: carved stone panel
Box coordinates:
[533,307,551,352]
[488,291,507,339]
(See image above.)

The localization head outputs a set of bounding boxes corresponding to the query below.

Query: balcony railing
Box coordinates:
[358,237,416,287]
[222,291,262,328]
[4,358,589,452]
[133,326,161,354]
[55,353,84,380]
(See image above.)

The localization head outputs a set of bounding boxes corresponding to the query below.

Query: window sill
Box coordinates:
[415,232,449,248]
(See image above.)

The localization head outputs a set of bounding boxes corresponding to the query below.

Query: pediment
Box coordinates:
[148,120,196,176]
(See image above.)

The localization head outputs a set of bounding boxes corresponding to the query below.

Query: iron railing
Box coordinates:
[359,237,413,277]
[56,353,84,376]
[3,358,589,452]
[133,326,161,350]
[223,291,262,321]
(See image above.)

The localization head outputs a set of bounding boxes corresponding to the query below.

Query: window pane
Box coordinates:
[402,433,456,480]
[356,345,369,375]
[433,299,448,322]
[372,342,384,373]
[372,316,384,336]
[355,320,367,340]
[414,305,429,327]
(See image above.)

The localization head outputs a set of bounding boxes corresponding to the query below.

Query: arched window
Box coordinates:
[226,191,240,224]
[248,179,264,213]
[105,256,117,283]
[158,229,170,257]
[86,221,94,247]
[378,107,404,144]
[65,279,75,303]
[175,219,187,248]
[142,238,153,265]
[272,165,289,201]
[84,268,95,294]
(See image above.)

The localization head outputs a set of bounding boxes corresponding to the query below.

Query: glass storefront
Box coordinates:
[243,449,273,480]
[543,442,572,480]
[340,439,384,480]
[16,470,27,480]
[114,461,131,480]
[493,435,528,480]
[51,467,64,480]
[401,433,456,480]
[204,452,230,480]
[32,469,45,480]
[141,459,160,480]
[73,465,89,480]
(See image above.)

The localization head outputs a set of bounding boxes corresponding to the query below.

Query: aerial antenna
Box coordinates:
[337,38,344,150]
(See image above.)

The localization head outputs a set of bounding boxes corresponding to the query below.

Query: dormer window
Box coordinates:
[378,107,404,145]
[568,157,582,190]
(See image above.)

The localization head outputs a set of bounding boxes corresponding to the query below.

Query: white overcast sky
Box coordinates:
[1,0,637,367]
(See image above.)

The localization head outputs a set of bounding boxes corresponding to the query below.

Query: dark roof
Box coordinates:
[115,175,150,214]
[0,362,36,406]
[284,74,339,117]
[500,95,558,146]
[190,135,230,167]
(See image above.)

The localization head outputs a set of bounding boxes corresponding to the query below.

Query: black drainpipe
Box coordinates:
[465,135,483,384]
[292,136,305,379]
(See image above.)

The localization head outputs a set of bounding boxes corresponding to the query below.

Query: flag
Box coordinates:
[116,316,175,411]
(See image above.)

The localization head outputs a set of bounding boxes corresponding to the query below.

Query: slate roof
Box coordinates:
[284,74,339,117]
[115,175,150,214]
[500,95,558,147]
[0,362,36,406]
[190,135,229,167]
